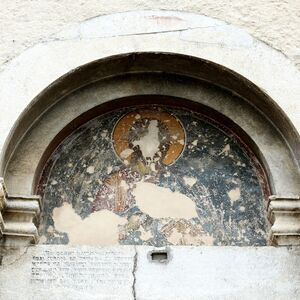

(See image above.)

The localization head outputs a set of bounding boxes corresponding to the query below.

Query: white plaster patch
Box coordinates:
[120,148,134,159]
[52,202,127,246]
[219,144,231,156]
[139,227,152,241]
[132,182,197,218]
[150,163,156,172]
[168,228,183,245]
[120,180,129,189]
[133,120,160,160]
[228,187,241,203]
[39,235,47,243]
[100,130,108,138]
[86,166,95,174]
[239,206,245,212]
[183,176,197,187]
[127,215,140,230]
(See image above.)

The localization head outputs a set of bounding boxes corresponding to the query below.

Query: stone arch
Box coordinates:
[3,53,299,195]
[0,11,299,246]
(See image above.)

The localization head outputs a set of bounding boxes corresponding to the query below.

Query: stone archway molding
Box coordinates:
[0,10,299,246]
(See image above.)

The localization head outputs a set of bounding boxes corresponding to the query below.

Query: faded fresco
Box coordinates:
[38,106,269,246]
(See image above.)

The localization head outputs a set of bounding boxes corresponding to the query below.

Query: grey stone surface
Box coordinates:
[0,179,40,245]
[136,246,300,299]
[0,245,299,299]
[0,245,136,300]
[268,196,300,245]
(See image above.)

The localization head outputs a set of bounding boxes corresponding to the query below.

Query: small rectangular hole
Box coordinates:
[151,251,168,261]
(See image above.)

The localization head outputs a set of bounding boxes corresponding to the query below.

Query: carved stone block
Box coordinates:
[268,195,300,245]
[0,178,41,245]
[0,178,8,236]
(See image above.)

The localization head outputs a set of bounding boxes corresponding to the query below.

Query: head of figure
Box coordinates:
[127,117,171,173]
[112,109,186,174]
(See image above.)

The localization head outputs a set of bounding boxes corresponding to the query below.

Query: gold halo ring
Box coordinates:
[112,109,186,165]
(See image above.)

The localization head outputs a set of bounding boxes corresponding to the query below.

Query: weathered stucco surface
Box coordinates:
[0,1,299,69]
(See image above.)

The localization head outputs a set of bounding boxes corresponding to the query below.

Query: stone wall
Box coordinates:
[0,1,299,69]
[0,6,299,299]
[1,245,299,299]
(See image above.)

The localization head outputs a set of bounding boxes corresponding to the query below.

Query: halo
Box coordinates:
[112,109,186,165]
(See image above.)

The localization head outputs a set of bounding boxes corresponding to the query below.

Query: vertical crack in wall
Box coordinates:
[132,246,138,300]
[0,245,30,269]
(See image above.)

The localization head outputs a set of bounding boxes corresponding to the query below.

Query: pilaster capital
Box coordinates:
[0,177,41,245]
[267,195,300,245]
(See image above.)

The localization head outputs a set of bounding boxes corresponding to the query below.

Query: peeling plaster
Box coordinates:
[53,203,127,246]
[133,182,197,219]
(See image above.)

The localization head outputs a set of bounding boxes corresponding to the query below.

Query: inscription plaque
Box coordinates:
[1,246,300,299]
[0,246,136,299]
[29,248,134,298]
[30,248,133,291]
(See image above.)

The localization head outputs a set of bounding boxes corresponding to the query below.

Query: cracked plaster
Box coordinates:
[132,247,137,300]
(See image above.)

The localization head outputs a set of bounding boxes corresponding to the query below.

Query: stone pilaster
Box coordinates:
[268,195,300,245]
[0,178,7,235]
[0,178,41,246]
